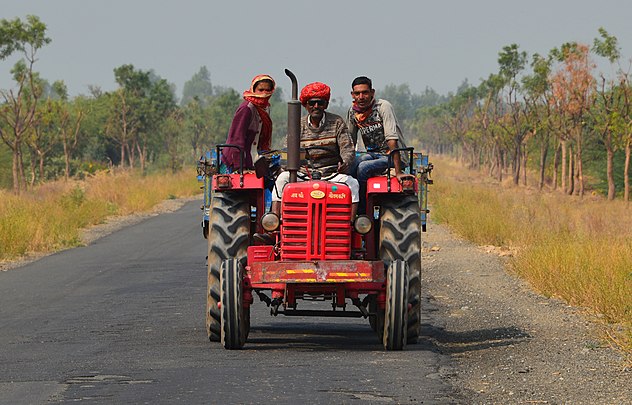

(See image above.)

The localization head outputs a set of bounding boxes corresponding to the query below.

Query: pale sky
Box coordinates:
[2,0,631,102]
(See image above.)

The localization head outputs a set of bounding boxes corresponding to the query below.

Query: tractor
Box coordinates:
[196,70,432,350]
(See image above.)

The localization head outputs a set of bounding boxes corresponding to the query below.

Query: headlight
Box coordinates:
[261,212,280,232]
[353,215,373,234]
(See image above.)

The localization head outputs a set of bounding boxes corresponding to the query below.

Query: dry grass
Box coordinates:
[0,168,198,261]
[431,156,632,355]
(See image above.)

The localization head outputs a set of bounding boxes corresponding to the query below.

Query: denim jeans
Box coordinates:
[350,152,391,183]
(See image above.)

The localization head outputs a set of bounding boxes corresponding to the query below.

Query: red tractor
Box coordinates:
[198,70,431,350]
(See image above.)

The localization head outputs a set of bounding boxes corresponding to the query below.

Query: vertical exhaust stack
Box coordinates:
[285,69,301,183]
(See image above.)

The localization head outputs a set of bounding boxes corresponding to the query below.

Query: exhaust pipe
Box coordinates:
[285,69,301,183]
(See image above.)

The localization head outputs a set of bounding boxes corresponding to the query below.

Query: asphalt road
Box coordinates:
[0,201,459,404]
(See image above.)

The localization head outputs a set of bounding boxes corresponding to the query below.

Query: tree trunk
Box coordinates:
[576,132,584,198]
[539,139,549,190]
[18,142,27,191]
[120,143,126,168]
[625,139,630,203]
[12,145,21,194]
[606,137,615,200]
[127,142,136,168]
[561,140,567,193]
[29,152,36,186]
[63,141,70,181]
[552,142,561,191]
[512,142,521,186]
[39,151,45,181]
[496,146,503,182]
[567,144,574,195]
[522,148,528,186]
[136,141,146,173]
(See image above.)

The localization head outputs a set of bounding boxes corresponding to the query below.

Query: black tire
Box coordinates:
[368,296,378,331]
[379,194,422,344]
[202,220,209,239]
[383,260,408,351]
[206,193,250,342]
[220,258,247,349]
[370,295,386,343]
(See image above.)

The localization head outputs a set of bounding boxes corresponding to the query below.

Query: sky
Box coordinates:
[2,0,632,103]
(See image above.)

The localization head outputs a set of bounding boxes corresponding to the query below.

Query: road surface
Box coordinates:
[0,201,459,404]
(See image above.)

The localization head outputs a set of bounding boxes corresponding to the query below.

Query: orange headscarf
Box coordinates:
[243,74,275,151]
[243,74,275,107]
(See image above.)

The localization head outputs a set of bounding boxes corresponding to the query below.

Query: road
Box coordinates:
[0,201,460,404]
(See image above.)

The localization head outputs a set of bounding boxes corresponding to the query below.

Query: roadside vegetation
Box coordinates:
[0,168,198,261]
[430,156,632,357]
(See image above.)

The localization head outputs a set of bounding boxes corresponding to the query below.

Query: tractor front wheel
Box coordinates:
[220,258,248,350]
[383,259,408,351]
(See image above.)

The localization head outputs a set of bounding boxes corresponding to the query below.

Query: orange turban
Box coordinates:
[299,82,331,105]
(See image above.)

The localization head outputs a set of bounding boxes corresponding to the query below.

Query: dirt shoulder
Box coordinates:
[424,222,630,404]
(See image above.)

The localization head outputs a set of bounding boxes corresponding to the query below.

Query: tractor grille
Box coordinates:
[281,201,351,261]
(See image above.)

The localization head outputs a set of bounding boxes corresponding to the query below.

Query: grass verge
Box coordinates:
[0,168,199,261]
[430,156,632,359]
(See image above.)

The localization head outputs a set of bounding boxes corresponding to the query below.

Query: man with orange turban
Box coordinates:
[271,82,359,219]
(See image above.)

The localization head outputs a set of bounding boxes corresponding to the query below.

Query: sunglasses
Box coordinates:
[307,99,327,106]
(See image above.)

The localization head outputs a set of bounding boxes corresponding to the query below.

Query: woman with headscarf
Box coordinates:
[220,74,275,173]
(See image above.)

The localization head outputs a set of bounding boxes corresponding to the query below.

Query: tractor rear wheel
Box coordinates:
[206,192,250,342]
[220,258,248,349]
[383,259,408,350]
[379,194,422,344]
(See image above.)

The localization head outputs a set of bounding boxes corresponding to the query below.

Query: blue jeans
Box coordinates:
[350,152,391,183]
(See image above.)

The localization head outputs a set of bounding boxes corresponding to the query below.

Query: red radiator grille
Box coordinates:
[281,201,351,261]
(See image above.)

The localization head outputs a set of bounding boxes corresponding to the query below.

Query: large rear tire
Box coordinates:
[206,192,250,342]
[383,260,408,350]
[379,194,422,344]
[220,258,247,349]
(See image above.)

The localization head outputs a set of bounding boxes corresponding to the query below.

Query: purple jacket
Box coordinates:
[221,101,262,171]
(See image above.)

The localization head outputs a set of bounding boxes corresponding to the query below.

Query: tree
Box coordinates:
[496,44,529,185]
[592,28,632,201]
[549,43,596,197]
[105,87,138,167]
[269,87,288,149]
[522,53,553,190]
[181,66,214,105]
[106,64,177,171]
[205,89,241,150]
[476,73,507,181]
[0,15,51,193]
[112,64,148,167]
[49,81,85,180]
[183,97,212,159]
[26,96,58,184]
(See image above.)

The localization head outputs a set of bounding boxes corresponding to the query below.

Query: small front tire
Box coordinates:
[220,258,248,350]
[383,259,408,351]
